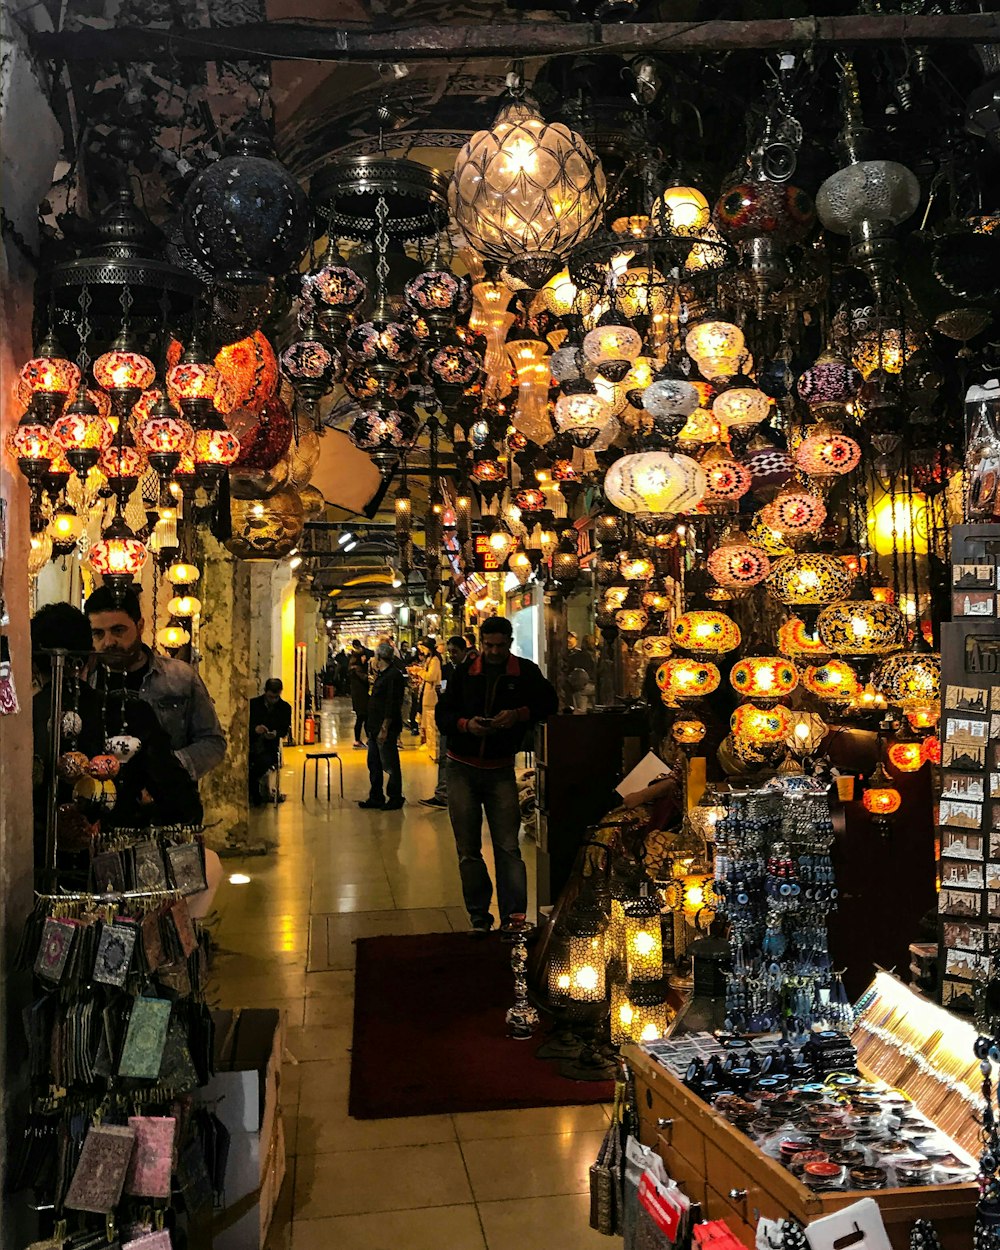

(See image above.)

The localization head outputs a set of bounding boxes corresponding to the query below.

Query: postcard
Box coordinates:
[945,717,989,746]
[942,860,985,889]
[942,980,976,1010]
[988,890,1000,918]
[944,920,987,952]
[943,773,985,802]
[939,887,982,917]
[946,686,990,713]
[944,742,986,771]
[939,798,984,830]
[955,563,996,589]
[954,591,995,618]
[988,863,1000,891]
[945,948,989,979]
[942,830,985,861]
[992,686,1000,712]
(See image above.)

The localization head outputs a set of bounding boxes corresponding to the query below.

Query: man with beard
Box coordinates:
[85,585,226,781]
[436,615,557,938]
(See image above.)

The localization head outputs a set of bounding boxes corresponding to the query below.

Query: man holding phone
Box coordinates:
[436,616,557,937]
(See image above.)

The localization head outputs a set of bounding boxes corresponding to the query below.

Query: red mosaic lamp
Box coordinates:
[18,330,81,422]
[93,333,156,417]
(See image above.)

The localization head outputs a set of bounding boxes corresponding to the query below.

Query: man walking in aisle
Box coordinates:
[85,585,226,780]
[436,616,557,937]
[359,641,407,811]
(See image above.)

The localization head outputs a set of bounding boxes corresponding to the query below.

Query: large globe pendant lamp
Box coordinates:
[449,90,606,288]
[605,450,706,535]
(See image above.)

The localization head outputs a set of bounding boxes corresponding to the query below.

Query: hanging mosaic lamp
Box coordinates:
[801,659,863,703]
[18,330,81,421]
[98,437,147,499]
[639,634,673,661]
[795,427,862,483]
[701,448,752,511]
[760,487,827,537]
[52,392,114,482]
[731,703,793,746]
[138,394,194,482]
[707,533,770,592]
[404,267,467,343]
[182,118,310,283]
[766,552,855,607]
[604,451,706,534]
[887,738,924,773]
[449,90,606,288]
[214,331,278,415]
[672,718,707,748]
[304,246,368,341]
[655,657,722,703]
[553,381,610,447]
[87,514,148,596]
[873,649,941,709]
[729,656,798,703]
[712,376,771,433]
[583,320,642,382]
[797,350,862,420]
[280,317,341,405]
[672,610,741,656]
[816,600,906,658]
[93,334,156,416]
[642,376,700,421]
[861,761,902,825]
[777,616,830,660]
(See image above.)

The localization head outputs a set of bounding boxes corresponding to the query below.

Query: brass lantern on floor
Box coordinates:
[623,896,663,983]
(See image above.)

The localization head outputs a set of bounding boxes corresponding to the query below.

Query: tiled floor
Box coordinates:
[207,708,611,1250]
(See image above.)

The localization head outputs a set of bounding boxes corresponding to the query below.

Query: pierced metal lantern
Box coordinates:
[786,710,828,756]
[567,921,607,1004]
[656,657,722,703]
[816,600,906,657]
[730,656,798,702]
[182,121,310,281]
[623,896,663,983]
[671,610,741,656]
[766,552,855,607]
[226,489,305,560]
[449,95,606,288]
[801,660,862,703]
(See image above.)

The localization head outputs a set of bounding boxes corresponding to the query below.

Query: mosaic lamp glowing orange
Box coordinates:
[655,657,722,704]
[760,487,827,536]
[862,761,902,824]
[672,718,707,747]
[707,536,770,591]
[802,659,863,703]
[887,739,924,773]
[88,514,148,596]
[729,656,799,703]
[18,331,81,420]
[731,703,793,745]
[671,610,741,655]
[816,599,907,657]
[766,552,855,607]
[777,616,830,660]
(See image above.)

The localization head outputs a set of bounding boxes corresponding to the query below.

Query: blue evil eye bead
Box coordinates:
[976,1037,993,1060]
[991,1043,1000,1065]
[780,882,792,897]
[737,892,749,906]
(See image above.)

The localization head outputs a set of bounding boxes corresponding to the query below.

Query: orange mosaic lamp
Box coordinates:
[672,610,741,655]
[729,656,799,703]
[655,657,722,704]
[802,659,863,704]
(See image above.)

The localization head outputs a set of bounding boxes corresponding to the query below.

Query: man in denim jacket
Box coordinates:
[85,585,226,781]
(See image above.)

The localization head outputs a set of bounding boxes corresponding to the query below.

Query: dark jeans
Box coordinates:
[354,710,366,743]
[447,759,525,924]
[367,733,402,802]
[433,733,447,801]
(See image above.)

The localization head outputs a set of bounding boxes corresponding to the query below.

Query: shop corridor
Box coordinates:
[207,707,611,1250]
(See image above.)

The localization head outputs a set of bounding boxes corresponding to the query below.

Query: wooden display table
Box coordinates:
[624,975,980,1247]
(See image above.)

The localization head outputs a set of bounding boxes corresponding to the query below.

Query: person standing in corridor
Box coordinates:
[358,642,407,811]
[348,639,371,749]
[436,616,557,937]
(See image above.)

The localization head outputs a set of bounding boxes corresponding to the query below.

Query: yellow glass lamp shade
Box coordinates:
[546,937,572,1005]
[766,552,855,607]
[760,490,827,536]
[867,492,929,557]
[680,874,717,923]
[651,184,710,236]
[157,625,191,649]
[672,610,741,655]
[539,269,596,317]
[785,711,828,755]
[166,562,200,586]
[685,317,744,366]
[874,650,941,709]
[685,222,729,272]
[672,718,707,747]
[802,660,862,703]
[712,378,771,431]
[678,407,724,444]
[553,388,609,444]
[167,595,201,618]
[603,584,629,612]
[604,451,706,525]
[729,656,798,701]
[615,607,649,639]
[731,703,793,745]
[508,550,533,585]
[448,96,606,286]
[707,539,770,591]
[611,981,635,1046]
[583,323,642,370]
[623,897,663,982]
[620,553,655,582]
[226,489,304,560]
[656,657,722,703]
[28,530,53,574]
[747,515,792,557]
[887,740,924,772]
[615,268,670,319]
[816,600,906,657]
[50,506,83,548]
[567,931,606,1003]
[852,324,923,378]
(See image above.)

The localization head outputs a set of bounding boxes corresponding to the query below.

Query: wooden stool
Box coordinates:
[301,751,343,801]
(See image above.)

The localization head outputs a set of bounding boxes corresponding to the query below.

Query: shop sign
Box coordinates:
[966,636,1000,673]
[474,535,501,572]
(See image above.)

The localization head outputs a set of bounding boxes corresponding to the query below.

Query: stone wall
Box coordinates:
[0,14,62,1241]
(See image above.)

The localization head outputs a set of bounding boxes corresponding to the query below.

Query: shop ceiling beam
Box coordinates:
[29,13,1000,63]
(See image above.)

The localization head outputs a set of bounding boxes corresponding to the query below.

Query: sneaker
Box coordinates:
[357,798,385,809]
[500,914,534,942]
[383,798,405,810]
[419,797,448,809]
[469,916,495,938]
[353,742,365,750]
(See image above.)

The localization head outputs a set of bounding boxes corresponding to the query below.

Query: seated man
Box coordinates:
[249,678,292,805]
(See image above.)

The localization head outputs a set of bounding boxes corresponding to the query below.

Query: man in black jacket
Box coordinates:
[359,642,407,811]
[436,615,557,936]
[248,678,292,805]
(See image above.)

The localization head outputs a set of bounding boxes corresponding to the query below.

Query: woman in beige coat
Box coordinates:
[417,638,443,760]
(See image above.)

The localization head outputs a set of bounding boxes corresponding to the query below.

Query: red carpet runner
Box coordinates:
[349,931,614,1118]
